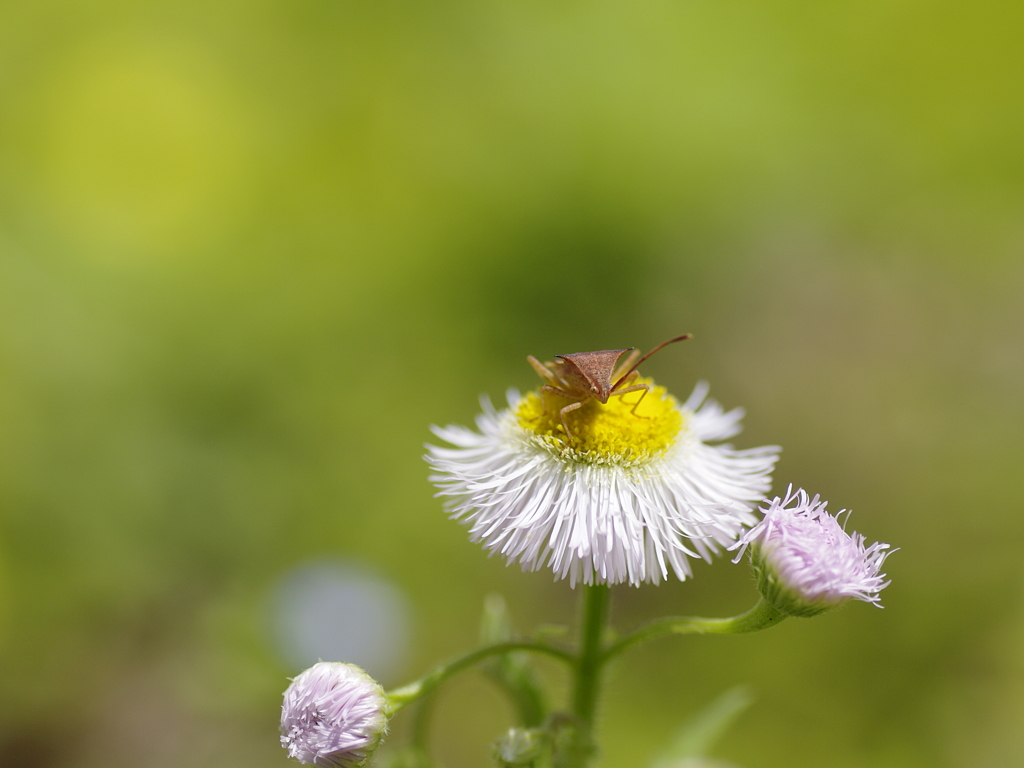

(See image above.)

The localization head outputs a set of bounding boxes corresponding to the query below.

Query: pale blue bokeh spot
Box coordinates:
[274,560,410,682]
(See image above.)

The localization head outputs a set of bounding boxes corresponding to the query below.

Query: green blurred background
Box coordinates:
[1,2,1022,766]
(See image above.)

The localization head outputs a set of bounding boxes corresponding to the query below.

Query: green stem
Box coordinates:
[386,640,574,713]
[410,692,436,752]
[601,598,786,663]
[571,584,611,737]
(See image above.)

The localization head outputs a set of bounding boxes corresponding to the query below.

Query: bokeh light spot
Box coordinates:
[38,35,255,261]
[272,560,411,683]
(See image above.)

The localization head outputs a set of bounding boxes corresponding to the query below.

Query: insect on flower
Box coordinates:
[527,335,692,439]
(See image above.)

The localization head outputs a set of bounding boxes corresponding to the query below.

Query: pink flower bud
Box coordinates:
[281,662,389,768]
[732,487,894,616]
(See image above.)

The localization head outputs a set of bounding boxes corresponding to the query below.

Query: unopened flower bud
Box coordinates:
[732,487,893,617]
[493,727,544,767]
[281,661,389,768]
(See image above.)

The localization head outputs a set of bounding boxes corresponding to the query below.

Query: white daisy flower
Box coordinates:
[426,379,780,587]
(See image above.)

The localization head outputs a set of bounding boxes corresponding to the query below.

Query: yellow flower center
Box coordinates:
[514,378,685,465]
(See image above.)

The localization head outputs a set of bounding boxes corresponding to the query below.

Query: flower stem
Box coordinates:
[568,584,611,764]
[410,691,436,751]
[386,640,574,712]
[601,598,786,663]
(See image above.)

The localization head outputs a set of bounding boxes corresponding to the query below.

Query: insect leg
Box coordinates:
[528,356,566,388]
[539,384,574,417]
[612,383,651,417]
[558,400,585,440]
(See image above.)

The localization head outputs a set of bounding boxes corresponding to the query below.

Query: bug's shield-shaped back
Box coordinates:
[555,349,632,403]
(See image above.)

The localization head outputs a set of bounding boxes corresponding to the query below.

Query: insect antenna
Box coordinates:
[612,334,692,390]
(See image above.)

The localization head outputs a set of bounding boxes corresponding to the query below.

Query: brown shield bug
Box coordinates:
[527,334,692,440]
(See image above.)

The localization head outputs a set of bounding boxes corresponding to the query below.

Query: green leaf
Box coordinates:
[647,686,754,768]
[479,594,549,728]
